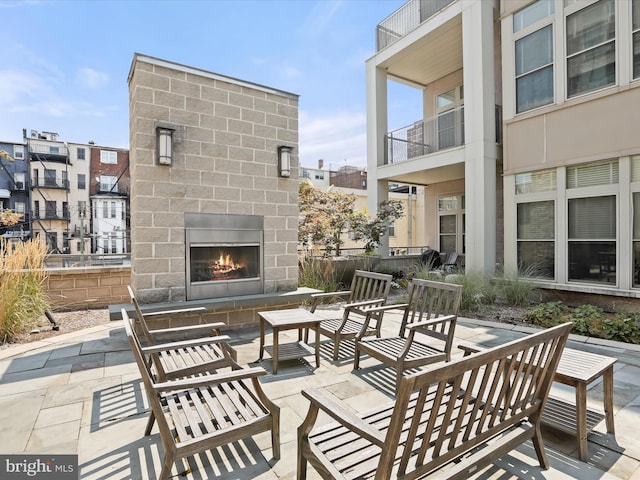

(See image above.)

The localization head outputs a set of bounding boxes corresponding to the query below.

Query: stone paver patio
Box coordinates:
[1,307,640,479]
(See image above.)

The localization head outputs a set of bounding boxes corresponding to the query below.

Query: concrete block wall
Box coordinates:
[127,54,300,304]
[44,267,131,310]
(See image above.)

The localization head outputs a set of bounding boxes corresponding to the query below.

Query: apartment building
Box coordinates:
[368,0,640,297]
[0,140,30,242]
[89,145,130,254]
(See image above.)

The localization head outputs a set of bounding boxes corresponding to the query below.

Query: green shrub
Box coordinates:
[521,301,570,328]
[497,274,539,307]
[447,272,496,313]
[568,304,606,337]
[0,239,50,343]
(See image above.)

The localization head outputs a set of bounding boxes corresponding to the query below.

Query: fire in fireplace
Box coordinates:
[185,213,264,300]
[190,245,260,282]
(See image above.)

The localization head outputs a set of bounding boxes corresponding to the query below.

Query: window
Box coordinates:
[634,0,640,78]
[44,169,56,187]
[14,201,25,214]
[515,169,557,194]
[516,25,554,112]
[78,201,86,219]
[63,202,69,220]
[633,193,640,287]
[45,200,57,219]
[568,195,616,284]
[436,86,464,150]
[34,200,40,218]
[517,201,555,278]
[315,172,324,180]
[100,175,118,193]
[100,150,117,164]
[77,147,85,160]
[513,0,554,32]
[49,146,59,154]
[102,202,108,219]
[78,174,86,190]
[567,159,618,188]
[13,145,24,160]
[111,201,116,219]
[438,195,465,253]
[566,0,616,97]
[14,172,25,190]
[388,221,396,237]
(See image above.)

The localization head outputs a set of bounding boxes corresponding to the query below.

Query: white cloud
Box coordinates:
[0,69,46,105]
[75,67,109,89]
[299,110,367,168]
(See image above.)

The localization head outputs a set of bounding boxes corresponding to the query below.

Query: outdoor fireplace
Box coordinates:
[185,213,264,300]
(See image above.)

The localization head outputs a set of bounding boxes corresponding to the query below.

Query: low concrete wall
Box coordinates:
[109,288,319,329]
[44,267,131,310]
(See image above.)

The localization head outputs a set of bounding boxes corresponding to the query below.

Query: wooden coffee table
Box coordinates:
[541,347,617,461]
[258,308,322,374]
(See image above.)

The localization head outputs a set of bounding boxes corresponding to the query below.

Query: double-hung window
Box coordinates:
[438,195,465,254]
[567,160,618,285]
[100,150,117,164]
[514,0,554,113]
[634,0,640,79]
[566,0,616,97]
[515,169,556,278]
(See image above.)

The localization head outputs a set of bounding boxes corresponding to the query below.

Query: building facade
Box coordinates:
[0,140,30,242]
[368,0,640,298]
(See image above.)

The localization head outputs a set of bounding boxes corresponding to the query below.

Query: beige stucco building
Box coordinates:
[368,0,640,298]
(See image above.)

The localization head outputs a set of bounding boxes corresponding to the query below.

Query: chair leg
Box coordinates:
[332,336,340,361]
[158,453,176,480]
[272,414,281,460]
[354,346,361,370]
[144,411,156,436]
[532,424,550,470]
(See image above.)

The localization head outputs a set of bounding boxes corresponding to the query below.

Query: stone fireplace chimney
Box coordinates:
[127,54,299,304]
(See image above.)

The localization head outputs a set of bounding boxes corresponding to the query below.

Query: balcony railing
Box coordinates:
[28,142,69,157]
[384,105,502,165]
[376,0,456,51]
[31,178,70,190]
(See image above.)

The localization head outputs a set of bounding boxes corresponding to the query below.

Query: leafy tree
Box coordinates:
[298,183,404,256]
[298,183,366,256]
[353,199,404,253]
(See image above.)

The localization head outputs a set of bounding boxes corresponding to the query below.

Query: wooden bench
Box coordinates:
[308,270,393,360]
[123,309,281,480]
[298,322,572,480]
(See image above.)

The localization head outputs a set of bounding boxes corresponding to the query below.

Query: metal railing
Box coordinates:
[45,253,131,268]
[376,0,456,51]
[31,177,70,189]
[384,105,502,165]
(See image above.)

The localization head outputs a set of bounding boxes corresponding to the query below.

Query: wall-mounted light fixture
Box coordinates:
[157,127,174,166]
[278,146,292,177]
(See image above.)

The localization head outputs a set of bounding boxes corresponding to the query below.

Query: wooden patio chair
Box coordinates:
[122,309,280,480]
[128,285,237,381]
[353,278,463,393]
[307,270,393,360]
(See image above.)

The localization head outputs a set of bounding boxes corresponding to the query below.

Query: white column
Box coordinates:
[366,60,390,256]
[462,0,498,275]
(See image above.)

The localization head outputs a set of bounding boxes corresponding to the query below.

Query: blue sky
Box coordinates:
[0,0,421,168]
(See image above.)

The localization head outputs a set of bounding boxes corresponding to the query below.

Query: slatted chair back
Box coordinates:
[128,286,156,346]
[379,322,572,480]
[400,278,462,355]
[349,270,393,305]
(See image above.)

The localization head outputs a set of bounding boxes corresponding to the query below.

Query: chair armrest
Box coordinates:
[311,290,351,301]
[345,298,388,310]
[141,335,231,354]
[301,388,385,447]
[142,306,207,317]
[148,322,226,337]
[363,303,409,314]
[405,314,457,330]
[153,366,268,392]
[458,344,483,357]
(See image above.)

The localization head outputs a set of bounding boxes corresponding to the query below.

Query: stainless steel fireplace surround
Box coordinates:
[185,213,264,301]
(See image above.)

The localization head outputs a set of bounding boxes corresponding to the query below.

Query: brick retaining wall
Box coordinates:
[44,267,131,310]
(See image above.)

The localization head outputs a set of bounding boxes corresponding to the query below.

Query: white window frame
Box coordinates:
[100,150,117,164]
[437,194,465,254]
[13,145,24,160]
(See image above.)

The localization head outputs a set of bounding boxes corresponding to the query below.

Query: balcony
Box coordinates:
[384,105,502,165]
[31,177,70,190]
[376,0,456,51]
[33,210,70,221]
[28,141,69,163]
